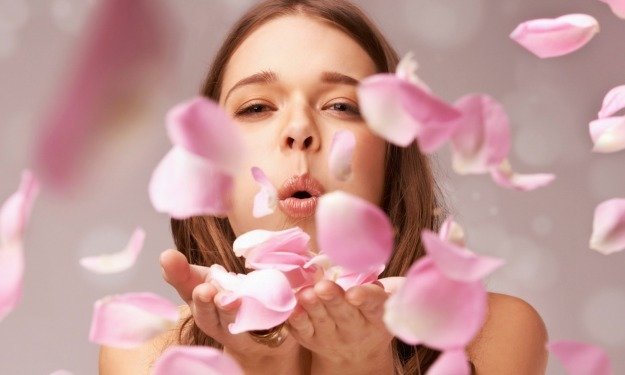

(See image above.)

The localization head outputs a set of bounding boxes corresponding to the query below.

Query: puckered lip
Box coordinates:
[277,173,325,200]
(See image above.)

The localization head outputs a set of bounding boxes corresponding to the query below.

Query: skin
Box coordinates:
[99,15,549,375]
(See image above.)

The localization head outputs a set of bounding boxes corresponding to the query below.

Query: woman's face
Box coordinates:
[220,15,387,252]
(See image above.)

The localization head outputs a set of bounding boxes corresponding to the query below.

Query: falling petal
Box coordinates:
[152,346,244,375]
[328,130,356,181]
[547,340,613,375]
[316,191,393,273]
[79,227,145,274]
[426,349,470,375]
[396,52,432,92]
[438,216,466,246]
[590,198,625,255]
[450,94,510,175]
[88,292,179,348]
[589,116,625,153]
[510,14,599,58]
[35,0,179,191]
[598,0,625,19]
[149,146,234,219]
[0,242,24,322]
[48,371,73,375]
[489,160,555,192]
[251,167,278,218]
[384,257,487,350]
[598,85,625,118]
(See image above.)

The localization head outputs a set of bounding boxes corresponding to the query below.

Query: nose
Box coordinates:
[281,102,321,152]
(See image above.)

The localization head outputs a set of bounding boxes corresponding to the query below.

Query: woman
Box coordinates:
[100,0,548,373]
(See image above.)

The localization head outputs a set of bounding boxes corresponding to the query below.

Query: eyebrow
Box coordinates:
[223,70,360,104]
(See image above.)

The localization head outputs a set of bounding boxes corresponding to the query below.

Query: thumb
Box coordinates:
[160,248,210,304]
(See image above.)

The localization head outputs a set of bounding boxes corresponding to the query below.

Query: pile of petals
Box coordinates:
[590,85,625,153]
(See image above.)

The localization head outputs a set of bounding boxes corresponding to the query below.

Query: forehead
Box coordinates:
[222,15,377,90]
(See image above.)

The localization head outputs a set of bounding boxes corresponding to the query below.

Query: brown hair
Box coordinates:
[170,0,451,373]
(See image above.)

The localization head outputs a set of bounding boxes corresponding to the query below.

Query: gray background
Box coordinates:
[1,0,624,373]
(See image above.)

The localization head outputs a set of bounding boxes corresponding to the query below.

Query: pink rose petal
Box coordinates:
[547,340,613,375]
[489,160,556,192]
[450,94,511,175]
[303,253,382,290]
[316,191,393,273]
[510,14,599,58]
[152,346,243,375]
[0,242,24,322]
[599,0,625,19]
[79,227,145,274]
[149,146,234,219]
[590,198,625,255]
[35,0,179,190]
[589,116,625,153]
[383,257,487,350]
[395,52,432,92]
[329,130,356,181]
[427,349,470,375]
[89,292,179,348]
[598,85,625,118]
[251,167,278,218]
[49,371,73,375]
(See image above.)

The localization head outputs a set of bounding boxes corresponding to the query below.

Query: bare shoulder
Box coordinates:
[99,305,190,375]
[467,292,548,375]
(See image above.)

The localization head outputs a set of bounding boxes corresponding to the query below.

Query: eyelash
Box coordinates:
[233,101,361,118]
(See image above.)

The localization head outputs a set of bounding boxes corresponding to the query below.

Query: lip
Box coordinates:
[278,174,325,218]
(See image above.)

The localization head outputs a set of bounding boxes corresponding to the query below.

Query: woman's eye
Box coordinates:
[327,102,361,116]
[234,103,271,117]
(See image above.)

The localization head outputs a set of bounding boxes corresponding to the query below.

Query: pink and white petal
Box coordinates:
[89,292,179,348]
[598,85,625,118]
[426,349,470,375]
[167,97,246,173]
[149,146,234,219]
[489,160,556,192]
[48,371,73,375]
[590,198,625,255]
[547,340,613,375]
[35,0,178,190]
[450,94,511,175]
[396,52,432,92]
[333,265,385,290]
[383,257,487,350]
[421,230,503,282]
[378,276,406,294]
[599,0,625,19]
[316,191,394,273]
[416,118,458,154]
[233,227,310,260]
[79,227,145,274]
[0,170,40,244]
[589,116,625,153]
[509,14,599,58]
[251,167,278,218]
[0,241,24,322]
[152,346,244,375]
[329,130,356,181]
[438,216,466,247]
[246,251,312,272]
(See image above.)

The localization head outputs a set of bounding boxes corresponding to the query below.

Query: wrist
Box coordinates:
[310,346,394,375]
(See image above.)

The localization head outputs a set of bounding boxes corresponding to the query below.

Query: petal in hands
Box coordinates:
[251,167,278,218]
[329,130,356,181]
[89,292,179,348]
[489,159,555,192]
[589,116,625,153]
[152,345,243,375]
[547,340,613,375]
[590,198,625,254]
[79,227,145,274]
[509,14,599,58]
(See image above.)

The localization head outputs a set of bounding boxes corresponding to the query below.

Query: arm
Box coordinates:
[467,293,549,374]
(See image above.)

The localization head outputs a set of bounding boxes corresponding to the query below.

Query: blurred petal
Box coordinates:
[427,349,470,375]
[333,265,385,290]
[251,167,278,218]
[598,85,625,118]
[79,227,145,274]
[396,52,432,92]
[49,371,73,375]
[489,160,556,192]
[166,97,245,173]
[599,0,625,19]
[547,340,613,375]
[438,216,466,246]
[152,346,243,375]
[329,130,356,181]
[384,257,487,350]
[316,191,393,273]
[510,14,599,58]
[422,229,503,282]
[589,116,625,153]
[149,146,234,219]
[590,198,625,255]
[358,74,460,148]
[450,94,510,175]
[89,292,179,348]
[35,0,179,190]
[0,242,24,322]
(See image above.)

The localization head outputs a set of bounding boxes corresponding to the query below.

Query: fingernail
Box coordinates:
[318,292,335,301]
[218,293,237,307]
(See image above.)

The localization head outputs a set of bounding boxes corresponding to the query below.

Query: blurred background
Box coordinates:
[1,0,624,373]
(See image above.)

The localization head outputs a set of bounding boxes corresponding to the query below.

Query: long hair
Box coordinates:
[170,0,451,373]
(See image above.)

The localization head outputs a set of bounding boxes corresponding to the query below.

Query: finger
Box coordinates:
[314,280,363,328]
[160,249,209,304]
[345,283,388,324]
[287,306,314,341]
[213,291,241,334]
[298,286,336,337]
[190,282,221,333]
